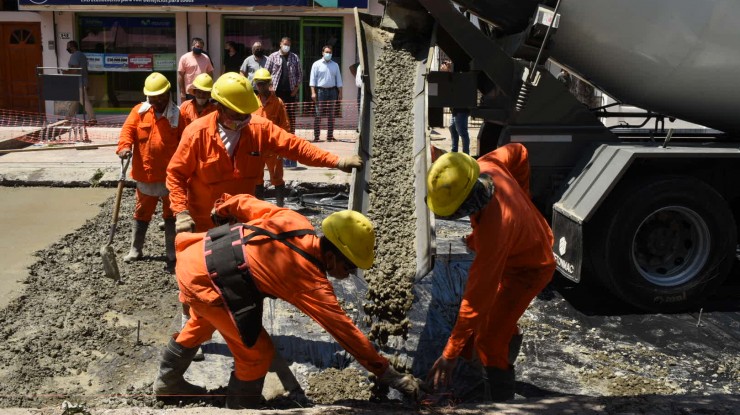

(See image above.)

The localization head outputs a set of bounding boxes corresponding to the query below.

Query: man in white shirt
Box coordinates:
[309,45,342,142]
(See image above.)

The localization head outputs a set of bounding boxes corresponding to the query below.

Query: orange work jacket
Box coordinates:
[175,193,389,376]
[442,143,556,360]
[117,103,183,183]
[179,99,218,128]
[253,93,290,132]
[167,111,340,230]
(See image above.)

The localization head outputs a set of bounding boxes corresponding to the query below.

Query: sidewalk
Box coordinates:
[0,127,359,187]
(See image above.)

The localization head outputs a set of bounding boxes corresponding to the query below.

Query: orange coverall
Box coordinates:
[179,99,217,128]
[442,143,555,370]
[167,111,340,231]
[117,103,184,221]
[253,92,289,187]
[174,193,389,381]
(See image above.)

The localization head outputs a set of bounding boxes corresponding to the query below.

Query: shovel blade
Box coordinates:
[100,244,120,280]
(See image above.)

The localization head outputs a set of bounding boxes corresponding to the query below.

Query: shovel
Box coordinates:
[101,156,131,281]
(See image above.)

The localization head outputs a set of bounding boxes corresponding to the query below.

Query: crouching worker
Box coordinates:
[116,72,183,265]
[153,193,420,408]
[425,143,556,402]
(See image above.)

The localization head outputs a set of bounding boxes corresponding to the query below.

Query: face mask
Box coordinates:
[66,48,73,54]
[222,114,251,131]
[281,45,290,54]
[195,97,208,106]
[253,49,264,57]
[323,53,332,61]
[192,47,203,55]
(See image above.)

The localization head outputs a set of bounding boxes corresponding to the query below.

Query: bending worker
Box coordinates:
[167,72,363,233]
[116,72,183,265]
[153,193,420,407]
[425,143,555,401]
[179,73,217,127]
[252,68,289,207]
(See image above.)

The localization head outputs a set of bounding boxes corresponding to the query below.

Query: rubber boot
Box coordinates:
[254,184,265,200]
[225,371,264,409]
[153,338,207,396]
[508,330,524,365]
[123,220,149,262]
[275,184,286,207]
[164,218,177,263]
[485,366,515,402]
[180,314,205,361]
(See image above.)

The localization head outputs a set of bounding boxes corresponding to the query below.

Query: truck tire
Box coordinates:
[590,176,736,312]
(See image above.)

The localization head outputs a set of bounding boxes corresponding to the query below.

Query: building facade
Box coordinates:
[2,0,383,114]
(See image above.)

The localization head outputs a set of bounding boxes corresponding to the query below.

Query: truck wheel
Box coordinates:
[590,176,736,312]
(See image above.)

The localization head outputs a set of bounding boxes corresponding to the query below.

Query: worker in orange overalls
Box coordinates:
[116,72,183,265]
[167,72,362,234]
[425,143,556,402]
[252,68,288,207]
[152,193,421,408]
[179,73,217,127]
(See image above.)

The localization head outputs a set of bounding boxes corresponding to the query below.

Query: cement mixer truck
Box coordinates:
[373,0,740,312]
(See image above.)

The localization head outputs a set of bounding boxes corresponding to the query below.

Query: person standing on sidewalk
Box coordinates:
[152,193,421,407]
[177,38,214,104]
[309,45,342,142]
[441,60,470,154]
[252,68,289,207]
[264,37,301,134]
[116,72,183,267]
[64,40,96,125]
[240,41,267,81]
[222,41,243,74]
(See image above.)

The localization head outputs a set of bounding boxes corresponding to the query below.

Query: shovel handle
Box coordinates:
[106,157,131,246]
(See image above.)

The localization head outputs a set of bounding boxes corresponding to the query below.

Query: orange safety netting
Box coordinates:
[0,99,360,146]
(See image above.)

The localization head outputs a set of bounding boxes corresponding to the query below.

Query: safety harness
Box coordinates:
[204,223,323,347]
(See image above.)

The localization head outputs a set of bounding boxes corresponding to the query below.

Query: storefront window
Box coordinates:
[78,15,176,112]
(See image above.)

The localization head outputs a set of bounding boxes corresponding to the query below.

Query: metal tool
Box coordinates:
[100,155,131,281]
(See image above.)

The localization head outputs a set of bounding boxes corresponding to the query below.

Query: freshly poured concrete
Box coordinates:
[0,187,111,309]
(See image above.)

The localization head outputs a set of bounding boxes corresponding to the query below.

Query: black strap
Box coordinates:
[241,224,324,271]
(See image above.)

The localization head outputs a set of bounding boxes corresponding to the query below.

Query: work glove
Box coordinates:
[117,149,132,159]
[336,155,363,173]
[175,211,195,233]
[378,366,421,401]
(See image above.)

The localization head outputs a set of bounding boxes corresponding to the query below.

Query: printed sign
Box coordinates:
[153,53,177,71]
[84,53,105,70]
[128,54,153,70]
[104,53,129,69]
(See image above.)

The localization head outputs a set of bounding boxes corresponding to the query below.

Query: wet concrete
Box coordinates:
[0,187,111,309]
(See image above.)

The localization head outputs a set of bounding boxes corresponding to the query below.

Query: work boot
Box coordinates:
[254,184,265,200]
[123,220,149,262]
[485,366,515,402]
[153,338,207,396]
[225,371,264,409]
[275,184,286,207]
[164,218,177,264]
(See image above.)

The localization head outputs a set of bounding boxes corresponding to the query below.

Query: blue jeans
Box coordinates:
[450,112,470,154]
[314,87,338,140]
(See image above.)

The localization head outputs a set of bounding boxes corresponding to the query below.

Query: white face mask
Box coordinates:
[195,97,208,106]
[323,53,332,61]
[222,115,251,131]
[281,45,290,54]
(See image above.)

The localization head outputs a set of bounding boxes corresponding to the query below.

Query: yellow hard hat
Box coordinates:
[253,68,272,82]
[192,73,213,92]
[322,210,375,270]
[211,72,261,114]
[426,152,480,217]
[143,72,171,96]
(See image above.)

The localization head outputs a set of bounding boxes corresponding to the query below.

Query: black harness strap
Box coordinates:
[241,224,324,271]
[203,222,324,348]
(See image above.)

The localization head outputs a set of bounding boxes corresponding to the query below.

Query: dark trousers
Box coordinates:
[314,87,338,140]
[275,89,297,134]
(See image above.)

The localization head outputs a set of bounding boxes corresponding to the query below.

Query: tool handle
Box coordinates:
[106,157,131,245]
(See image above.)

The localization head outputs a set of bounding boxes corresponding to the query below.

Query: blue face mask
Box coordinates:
[193,47,203,55]
[323,53,332,61]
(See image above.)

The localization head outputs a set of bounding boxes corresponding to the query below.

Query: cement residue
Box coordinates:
[305,368,373,404]
[362,29,418,346]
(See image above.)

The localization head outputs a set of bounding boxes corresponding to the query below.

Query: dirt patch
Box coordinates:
[362,28,418,346]
[305,368,373,404]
